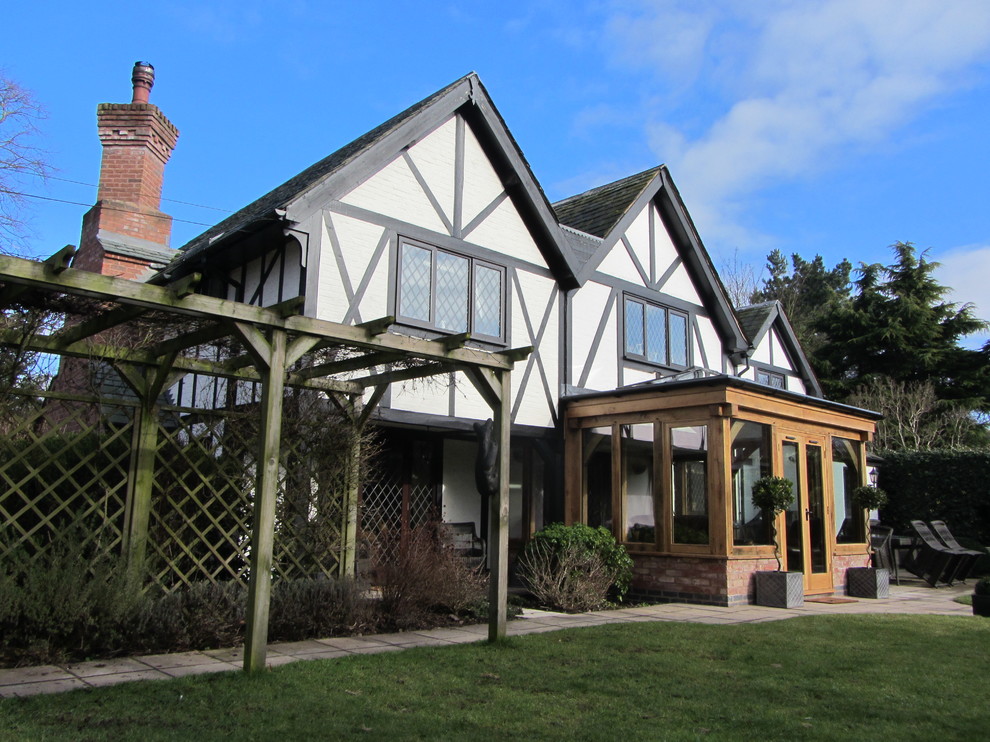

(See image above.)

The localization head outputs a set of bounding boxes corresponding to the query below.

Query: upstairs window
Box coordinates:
[755,369,786,389]
[624,296,689,368]
[397,238,505,341]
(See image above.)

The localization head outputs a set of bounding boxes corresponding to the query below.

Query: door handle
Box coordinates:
[805,508,811,521]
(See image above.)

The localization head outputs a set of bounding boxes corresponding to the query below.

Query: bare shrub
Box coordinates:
[516,539,615,612]
[268,577,374,641]
[367,522,488,628]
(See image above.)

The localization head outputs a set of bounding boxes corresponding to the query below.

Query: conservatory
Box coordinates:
[562,376,880,605]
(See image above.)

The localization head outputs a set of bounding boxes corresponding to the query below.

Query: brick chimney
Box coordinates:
[74,62,180,280]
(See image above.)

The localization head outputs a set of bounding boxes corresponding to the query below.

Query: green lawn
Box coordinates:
[2,615,988,741]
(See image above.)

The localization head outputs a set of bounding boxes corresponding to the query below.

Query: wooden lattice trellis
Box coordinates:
[0,249,527,671]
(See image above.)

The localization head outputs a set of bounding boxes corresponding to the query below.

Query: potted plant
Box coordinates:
[973,576,990,617]
[751,476,803,608]
[846,485,890,599]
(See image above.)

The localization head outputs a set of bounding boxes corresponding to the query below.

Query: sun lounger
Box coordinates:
[929,520,982,582]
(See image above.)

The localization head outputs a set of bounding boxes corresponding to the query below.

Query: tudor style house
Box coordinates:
[72,65,878,606]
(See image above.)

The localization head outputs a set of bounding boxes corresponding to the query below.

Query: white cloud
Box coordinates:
[935,244,990,349]
[605,0,990,245]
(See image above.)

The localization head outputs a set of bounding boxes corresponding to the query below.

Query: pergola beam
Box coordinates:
[0,255,518,371]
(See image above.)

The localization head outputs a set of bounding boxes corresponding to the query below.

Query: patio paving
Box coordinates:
[0,578,976,698]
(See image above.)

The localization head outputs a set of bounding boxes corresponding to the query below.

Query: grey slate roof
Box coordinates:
[551,167,661,239]
[735,301,777,343]
[175,74,476,262]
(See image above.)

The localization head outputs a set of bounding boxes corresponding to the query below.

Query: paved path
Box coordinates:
[0,579,975,698]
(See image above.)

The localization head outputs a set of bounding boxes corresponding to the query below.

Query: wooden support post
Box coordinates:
[243,328,287,673]
[488,369,511,641]
[122,397,159,581]
[118,356,179,584]
[340,405,361,579]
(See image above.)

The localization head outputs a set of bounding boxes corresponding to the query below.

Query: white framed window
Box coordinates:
[396,238,505,342]
[623,296,689,368]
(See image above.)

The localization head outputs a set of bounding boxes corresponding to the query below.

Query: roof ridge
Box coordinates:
[172,73,478,262]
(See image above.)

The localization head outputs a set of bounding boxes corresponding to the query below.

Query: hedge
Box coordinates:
[878,450,990,544]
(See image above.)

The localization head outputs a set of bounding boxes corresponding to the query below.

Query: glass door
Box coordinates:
[781,435,832,593]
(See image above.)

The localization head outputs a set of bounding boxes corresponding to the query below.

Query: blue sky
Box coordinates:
[5,1,989,347]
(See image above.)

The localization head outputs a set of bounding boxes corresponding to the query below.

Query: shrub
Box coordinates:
[851,485,888,511]
[366,522,488,629]
[516,539,616,612]
[975,576,990,597]
[268,577,373,641]
[517,523,633,611]
[751,476,795,571]
[134,581,245,654]
[0,535,142,666]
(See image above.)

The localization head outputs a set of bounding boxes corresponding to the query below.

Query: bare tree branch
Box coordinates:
[0,72,50,255]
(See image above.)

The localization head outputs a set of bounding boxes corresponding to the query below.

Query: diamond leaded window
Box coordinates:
[397,238,505,341]
[624,296,690,368]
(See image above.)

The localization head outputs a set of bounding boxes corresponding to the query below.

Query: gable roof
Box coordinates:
[736,301,776,343]
[166,74,580,286]
[552,167,660,241]
[735,300,823,397]
[553,166,749,356]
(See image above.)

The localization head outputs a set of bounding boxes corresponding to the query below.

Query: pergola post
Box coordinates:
[117,357,180,584]
[239,326,287,673]
[121,396,158,581]
[488,369,511,641]
[465,366,512,641]
[339,404,361,579]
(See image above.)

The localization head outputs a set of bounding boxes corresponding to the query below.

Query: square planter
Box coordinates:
[754,571,804,608]
[847,567,889,599]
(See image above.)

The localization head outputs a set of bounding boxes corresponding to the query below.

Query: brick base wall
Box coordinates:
[630,554,780,606]
[833,552,871,596]
[629,551,868,606]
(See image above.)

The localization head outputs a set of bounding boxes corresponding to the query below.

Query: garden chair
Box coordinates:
[905,520,964,586]
[870,524,898,585]
[929,520,982,582]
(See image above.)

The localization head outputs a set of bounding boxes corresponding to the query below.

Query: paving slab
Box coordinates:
[316,636,388,650]
[66,657,154,679]
[161,663,238,679]
[0,665,74,686]
[136,652,218,670]
[0,678,90,697]
[82,669,169,687]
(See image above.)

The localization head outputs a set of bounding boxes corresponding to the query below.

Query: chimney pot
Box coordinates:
[131,61,155,104]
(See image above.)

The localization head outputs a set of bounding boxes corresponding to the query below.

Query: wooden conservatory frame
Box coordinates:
[563,376,880,605]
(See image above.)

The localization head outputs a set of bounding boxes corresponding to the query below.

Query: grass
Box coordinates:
[2,615,988,741]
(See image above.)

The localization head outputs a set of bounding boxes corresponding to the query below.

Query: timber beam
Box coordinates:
[0,254,520,372]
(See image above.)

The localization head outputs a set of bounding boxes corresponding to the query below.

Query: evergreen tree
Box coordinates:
[813,242,990,411]
[750,249,853,358]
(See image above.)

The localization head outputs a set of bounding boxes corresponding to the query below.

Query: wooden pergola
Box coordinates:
[0,248,530,671]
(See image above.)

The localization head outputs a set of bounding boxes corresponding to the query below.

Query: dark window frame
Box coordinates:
[754,368,787,390]
[395,237,507,344]
[622,294,691,369]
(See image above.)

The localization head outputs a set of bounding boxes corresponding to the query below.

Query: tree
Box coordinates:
[814,243,990,410]
[0,73,49,255]
[749,249,853,358]
[847,376,987,452]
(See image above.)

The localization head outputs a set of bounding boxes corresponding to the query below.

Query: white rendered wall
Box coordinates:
[442,439,482,526]
[571,282,618,391]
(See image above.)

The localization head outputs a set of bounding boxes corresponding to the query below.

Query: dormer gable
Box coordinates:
[736,300,822,397]
[553,166,748,363]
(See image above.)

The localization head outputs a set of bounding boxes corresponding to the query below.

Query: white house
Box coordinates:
[73,67,878,605]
